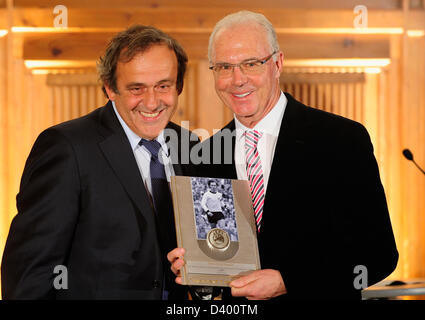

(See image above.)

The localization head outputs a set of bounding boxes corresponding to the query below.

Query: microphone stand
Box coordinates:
[402,149,425,175]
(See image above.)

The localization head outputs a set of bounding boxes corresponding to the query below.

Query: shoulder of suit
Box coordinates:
[52,106,102,130]
[277,93,371,147]
[291,97,367,134]
[38,105,105,146]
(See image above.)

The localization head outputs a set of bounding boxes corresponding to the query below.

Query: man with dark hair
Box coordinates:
[1,25,196,299]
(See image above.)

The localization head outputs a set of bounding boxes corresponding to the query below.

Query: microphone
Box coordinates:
[402,149,425,175]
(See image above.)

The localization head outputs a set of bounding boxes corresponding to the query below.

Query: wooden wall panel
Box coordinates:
[9,7,425,30]
[0,36,8,292]
[196,59,230,138]
[280,70,366,124]
[400,35,425,280]
[364,73,379,149]
[171,63,198,130]
[48,82,106,124]
[383,35,404,279]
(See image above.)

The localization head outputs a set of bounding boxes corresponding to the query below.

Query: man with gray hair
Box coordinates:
[169,10,398,300]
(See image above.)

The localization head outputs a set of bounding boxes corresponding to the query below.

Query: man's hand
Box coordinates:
[167,247,186,285]
[229,269,287,300]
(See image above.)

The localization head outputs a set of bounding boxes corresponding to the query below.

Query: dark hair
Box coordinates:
[208,180,218,187]
[97,25,188,97]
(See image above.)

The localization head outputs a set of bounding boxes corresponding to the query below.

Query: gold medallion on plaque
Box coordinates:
[207,228,231,251]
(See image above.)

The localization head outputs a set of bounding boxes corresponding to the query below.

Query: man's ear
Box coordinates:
[274,51,284,76]
[104,83,117,101]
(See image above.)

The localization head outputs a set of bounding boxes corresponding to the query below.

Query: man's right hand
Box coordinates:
[167,247,186,285]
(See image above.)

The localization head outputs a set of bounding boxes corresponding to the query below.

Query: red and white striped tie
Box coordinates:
[245,130,265,232]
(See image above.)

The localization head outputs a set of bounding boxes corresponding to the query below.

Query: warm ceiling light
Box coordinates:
[407,30,425,37]
[31,69,50,75]
[0,30,8,37]
[284,59,390,67]
[364,67,382,74]
[24,60,96,68]
[12,27,120,33]
[274,28,404,35]
[13,27,62,33]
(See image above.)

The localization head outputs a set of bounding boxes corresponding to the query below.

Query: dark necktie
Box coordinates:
[139,139,176,298]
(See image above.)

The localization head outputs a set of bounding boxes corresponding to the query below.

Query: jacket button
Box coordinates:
[152,280,161,288]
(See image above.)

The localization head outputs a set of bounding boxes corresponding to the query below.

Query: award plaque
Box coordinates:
[170,176,261,287]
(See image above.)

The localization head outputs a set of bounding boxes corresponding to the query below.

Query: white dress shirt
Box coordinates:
[201,191,223,213]
[112,101,175,197]
[234,92,287,194]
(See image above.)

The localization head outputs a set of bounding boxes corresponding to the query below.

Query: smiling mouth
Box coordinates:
[137,109,164,120]
[232,92,252,98]
[140,111,160,117]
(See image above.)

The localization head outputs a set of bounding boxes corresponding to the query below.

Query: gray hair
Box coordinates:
[208,10,279,63]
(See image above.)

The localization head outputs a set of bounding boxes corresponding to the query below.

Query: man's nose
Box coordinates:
[144,88,159,110]
[231,65,248,86]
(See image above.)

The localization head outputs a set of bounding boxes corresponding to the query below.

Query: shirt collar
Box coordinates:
[111,101,169,155]
[234,91,287,139]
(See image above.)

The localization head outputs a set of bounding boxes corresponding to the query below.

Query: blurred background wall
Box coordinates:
[1,0,424,296]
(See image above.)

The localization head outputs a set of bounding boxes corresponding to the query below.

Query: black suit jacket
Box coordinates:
[200,93,398,300]
[1,101,196,299]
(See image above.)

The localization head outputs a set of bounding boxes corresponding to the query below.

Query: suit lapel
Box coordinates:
[97,102,155,221]
[165,122,184,176]
[268,93,305,177]
[271,93,311,169]
[262,93,310,228]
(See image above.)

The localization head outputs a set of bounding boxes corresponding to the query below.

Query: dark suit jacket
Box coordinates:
[200,93,398,300]
[1,101,196,300]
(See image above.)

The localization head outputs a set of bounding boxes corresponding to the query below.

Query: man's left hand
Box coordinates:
[229,269,287,300]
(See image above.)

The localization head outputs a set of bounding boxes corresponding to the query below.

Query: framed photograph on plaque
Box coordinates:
[170,176,261,287]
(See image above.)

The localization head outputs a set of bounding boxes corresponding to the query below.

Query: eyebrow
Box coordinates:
[125,83,145,88]
[157,79,175,84]
[125,79,174,88]
[215,57,262,64]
